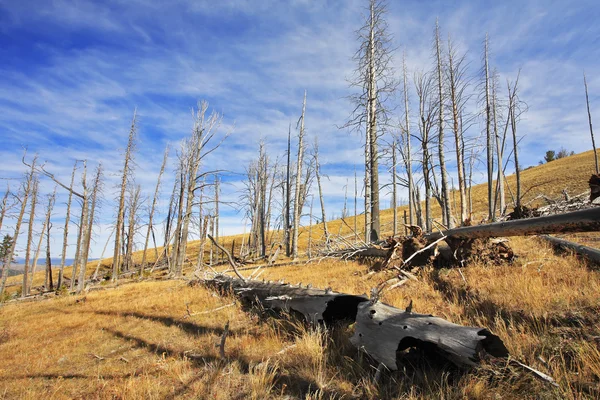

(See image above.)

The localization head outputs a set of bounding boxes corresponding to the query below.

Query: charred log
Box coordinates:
[199,275,508,370]
[539,235,600,267]
[590,174,600,202]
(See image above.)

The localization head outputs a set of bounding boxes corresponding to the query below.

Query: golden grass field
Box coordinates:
[1,150,599,399]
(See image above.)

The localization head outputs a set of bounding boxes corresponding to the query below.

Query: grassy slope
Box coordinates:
[1,150,599,399]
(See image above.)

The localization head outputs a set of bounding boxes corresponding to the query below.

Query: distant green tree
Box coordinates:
[0,235,15,265]
[544,150,556,163]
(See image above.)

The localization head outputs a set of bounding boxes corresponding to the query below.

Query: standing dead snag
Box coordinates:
[22,176,39,297]
[58,161,77,290]
[0,155,36,296]
[292,91,307,260]
[112,110,137,281]
[584,72,599,175]
[77,165,102,293]
[141,145,169,275]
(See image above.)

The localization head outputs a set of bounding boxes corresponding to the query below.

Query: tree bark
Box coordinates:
[0,156,35,296]
[435,20,452,228]
[584,72,599,174]
[112,110,137,281]
[484,34,495,220]
[78,165,102,293]
[292,91,307,260]
[22,177,38,297]
[141,146,168,274]
[314,139,329,243]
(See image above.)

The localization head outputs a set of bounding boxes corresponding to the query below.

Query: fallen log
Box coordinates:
[199,275,508,369]
[351,301,508,369]
[426,207,600,241]
[538,235,600,267]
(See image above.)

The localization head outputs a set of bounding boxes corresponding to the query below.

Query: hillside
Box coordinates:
[1,150,599,399]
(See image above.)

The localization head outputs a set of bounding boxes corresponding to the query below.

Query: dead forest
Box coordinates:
[2,0,600,399]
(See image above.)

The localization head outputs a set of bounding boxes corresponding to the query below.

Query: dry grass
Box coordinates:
[1,150,600,398]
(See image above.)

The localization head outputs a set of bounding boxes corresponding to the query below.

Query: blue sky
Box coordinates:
[1,0,599,258]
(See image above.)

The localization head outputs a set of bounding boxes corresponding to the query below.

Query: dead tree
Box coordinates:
[414,70,437,232]
[112,110,137,281]
[446,35,469,224]
[45,219,53,291]
[434,20,452,228]
[483,34,495,220]
[401,53,414,226]
[492,70,506,217]
[584,72,599,174]
[284,124,292,256]
[292,91,307,260]
[313,138,329,244]
[77,165,102,293]
[174,101,225,276]
[22,176,39,297]
[0,155,36,296]
[345,0,397,243]
[214,175,220,263]
[30,188,56,290]
[71,161,89,292]
[124,184,141,274]
[58,162,77,289]
[508,72,526,208]
[141,145,169,274]
[0,185,11,233]
[391,140,398,235]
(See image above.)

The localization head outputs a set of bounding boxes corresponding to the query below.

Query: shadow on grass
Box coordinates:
[429,269,599,330]
[92,310,235,337]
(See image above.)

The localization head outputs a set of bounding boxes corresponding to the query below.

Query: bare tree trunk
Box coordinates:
[492,76,505,217]
[0,156,35,296]
[292,91,306,260]
[0,186,10,234]
[93,228,114,280]
[307,197,313,258]
[367,1,380,241]
[112,110,137,281]
[392,140,398,236]
[45,221,53,291]
[214,175,220,263]
[71,161,89,292]
[31,189,56,291]
[58,162,78,290]
[354,167,358,243]
[285,123,292,257]
[402,54,414,226]
[447,37,467,224]
[435,20,452,228]
[141,146,168,275]
[78,165,102,293]
[510,76,523,208]
[22,177,39,297]
[484,34,495,220]
[313,138,329,243]
[584,72,599,174]
[124,185,141,276]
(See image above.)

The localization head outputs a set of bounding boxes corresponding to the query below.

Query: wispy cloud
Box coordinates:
[1,0,599,257]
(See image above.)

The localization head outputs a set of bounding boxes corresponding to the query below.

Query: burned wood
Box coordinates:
[539,235,600,267]
[590,174,600,202]
[426,207,600,241]
[352,301,508,369]
[199,275,508,370]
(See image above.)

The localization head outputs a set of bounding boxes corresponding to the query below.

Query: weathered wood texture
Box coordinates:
[201,275,508,369]
[351,301,507,369]
[539,235,600,267]
[426,207,600,241]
